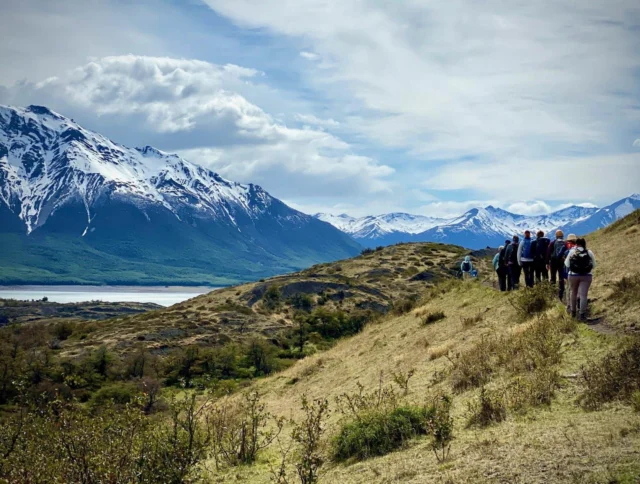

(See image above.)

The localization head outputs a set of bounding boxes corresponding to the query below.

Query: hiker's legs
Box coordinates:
[523,262,534,288]
[577,275,593,318]
[497,269,507,291]
[538,262,549,283]
[462,271,471,280]
[550,263,557,284]
[507,266,514,291]
[568,276,580,315]
[512,265,522,289]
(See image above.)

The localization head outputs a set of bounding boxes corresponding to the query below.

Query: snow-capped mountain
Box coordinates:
[315,213,446,242]
[318,196,640,249]
[0,105,361,285]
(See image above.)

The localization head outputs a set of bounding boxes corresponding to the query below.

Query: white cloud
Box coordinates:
[423,153,640,202]
[294,113,340,128]
[1,55,393,199]
[633,139,640,148]
[203,0,640,161]
[300,51,320,61]
[506,201,554,216]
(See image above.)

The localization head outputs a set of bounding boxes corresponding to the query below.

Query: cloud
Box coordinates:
[506,201,554,216]
[300,51,320,61]
[294,113,340,128]
[423,153,640,202]
[203,0,640,161]
[0,55,393,199]
[634,139,640,148]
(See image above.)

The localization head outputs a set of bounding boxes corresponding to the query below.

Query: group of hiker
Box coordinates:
[481,230,597,321]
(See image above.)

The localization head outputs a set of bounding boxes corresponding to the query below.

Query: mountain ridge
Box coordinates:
[316,195,640,249]
[0,104,361,285]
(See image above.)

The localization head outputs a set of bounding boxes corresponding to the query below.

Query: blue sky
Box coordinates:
[1,0,639,217]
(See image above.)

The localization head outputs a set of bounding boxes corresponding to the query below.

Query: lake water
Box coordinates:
[0,285,218,307]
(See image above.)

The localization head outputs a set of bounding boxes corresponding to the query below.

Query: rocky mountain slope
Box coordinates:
[317,196,640,248]
[0,105,361,285]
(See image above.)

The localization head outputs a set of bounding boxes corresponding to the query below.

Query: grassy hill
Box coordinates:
[202,210,640,483]
[1,213,638,483]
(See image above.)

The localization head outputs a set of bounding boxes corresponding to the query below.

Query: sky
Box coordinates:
[1,0,639,218]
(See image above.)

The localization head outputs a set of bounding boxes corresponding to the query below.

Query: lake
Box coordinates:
[0,285,218,307]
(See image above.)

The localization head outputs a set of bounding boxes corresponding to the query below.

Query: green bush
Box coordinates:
[332,406,433,461]
[579,337,640,410]
[466,387,506,428]
[89,382,138,410]
[263,285,282,311]
[510,282,556,318]
[53,321,74,341]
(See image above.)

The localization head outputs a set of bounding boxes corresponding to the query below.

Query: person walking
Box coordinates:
[563,234,578,310]
[565,237,596,321]
[532,230,550,283]
[493,245,507,291]
[518,230,535,288]
[460,256,473,280]
[497,240,510,292]
[505,235,521,290]
[547,230,567,300]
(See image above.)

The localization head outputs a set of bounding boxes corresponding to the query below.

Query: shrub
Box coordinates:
[462,313,484,328]
[466,387,507,428]
[292,396,330,484]
[88,382,138,410]
[505,369,560,410]
[392,295,419,315]
[428,395,454,462]
[423,311,446,325]
[53,321,74,341]
[332,406,433,461]
[631,391,640,413]
[510,282,556,318]
[335,374,400,419]
[207,391,281,468]
[609,274,640,306]
[263,286,283,311]
[579,337,640,410]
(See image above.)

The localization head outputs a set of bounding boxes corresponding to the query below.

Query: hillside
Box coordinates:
[206,211,640,483]
[49,242,476,357]
[1,213,638,483]
[0,105,361,285]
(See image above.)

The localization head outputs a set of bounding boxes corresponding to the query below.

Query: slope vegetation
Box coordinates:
[209,211,640,483]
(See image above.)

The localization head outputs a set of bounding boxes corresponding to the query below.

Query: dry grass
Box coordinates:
[200,215,640,483]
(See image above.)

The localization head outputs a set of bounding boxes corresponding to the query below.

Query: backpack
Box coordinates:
[521,238,533,259]
[462,261,471,272]
[498,247,508,268]
[569,249,593,275]
[534,237,550,260]
[509,243,519,264]
[550,239,566,261]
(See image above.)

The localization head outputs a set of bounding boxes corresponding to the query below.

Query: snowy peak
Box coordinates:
[0,104,284,235]
[315,212,446,239]
[318,196,638,249]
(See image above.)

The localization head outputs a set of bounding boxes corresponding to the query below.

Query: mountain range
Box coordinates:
[316,195,640,249]
[0,105,361,285]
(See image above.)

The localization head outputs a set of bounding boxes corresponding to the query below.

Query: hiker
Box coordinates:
[531,230,550,283]
[546,230,567,300]
[460,255,473,280]
[565,237,596,320]
[493,246,504,289]
[505,235,521,290]
[495,240,510,291]
[518,230,535,288]
[563,234,579,310]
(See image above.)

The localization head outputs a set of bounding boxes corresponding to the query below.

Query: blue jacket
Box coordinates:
[492,253,500,271]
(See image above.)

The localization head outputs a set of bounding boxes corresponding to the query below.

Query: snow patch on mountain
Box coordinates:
[0,105,281,235]
[315,212,447,239]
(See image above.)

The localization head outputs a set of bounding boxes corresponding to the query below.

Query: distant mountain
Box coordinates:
[0,105,361,285]
[315,212,446,246]
[317,196,640,249]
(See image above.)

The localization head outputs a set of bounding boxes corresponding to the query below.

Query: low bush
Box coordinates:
[423,311,446,325]
[392,295,419,315]
[462,312,484,328]
[510,282,556,318]
[609,274,640,306]
[466,387,506,428]
[332,406,433,461]
[579,337,640,410]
